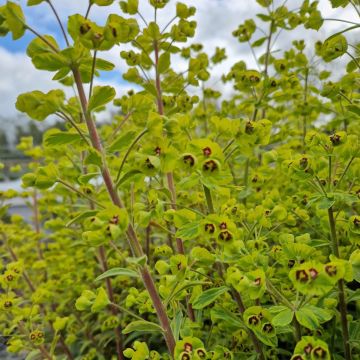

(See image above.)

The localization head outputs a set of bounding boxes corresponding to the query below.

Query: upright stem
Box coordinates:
[71,67,176,356]
[154,39,185,256]
[99,246,124,360]
[202,186,264,360]
[328,207,351,360]
[302,67,309,151]
[261,20,274,118]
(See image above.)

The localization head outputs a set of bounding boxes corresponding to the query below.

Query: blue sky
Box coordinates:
[0,0,357,142]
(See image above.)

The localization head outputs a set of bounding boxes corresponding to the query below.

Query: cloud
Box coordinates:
[0,0,358,133]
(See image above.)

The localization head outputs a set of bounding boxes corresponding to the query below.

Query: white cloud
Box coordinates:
[0,0,359,132]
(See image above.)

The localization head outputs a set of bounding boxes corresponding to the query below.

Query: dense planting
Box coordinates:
[0,0,359,359]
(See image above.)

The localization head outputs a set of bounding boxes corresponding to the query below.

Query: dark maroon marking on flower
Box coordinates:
[325,264,337,277]
[295,269,309,283]
[145,158,154,169]
[204,223,215,234]
[299,157,308,169]
[203,160,218,172]
[354,217,360,227]
[154,147,161,156]
[262,323,274,333]
[80,23,91,35]
[111,27,117,37]
[219,222,227,230]
[181,354,190,360]
[254,278,261,286]
[292,356,304,360]
[4,301,12,308]
[203,147,212,157]
[309,268,319,280]
[110,215,119,225]
[218,230,232,241]
[196,349,206,358]
[330,134,341,145]
[304,343,313,354]
[6,274,14,281]
[248,315,260,326]
[183,154,195,167]
[245,121,254,134]
[313,346,327,358]
[184,343,192,353]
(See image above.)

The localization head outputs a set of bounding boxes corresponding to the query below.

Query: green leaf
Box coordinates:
[91,0,114,5]
[117,169,143,186]
[27,0,47,5]
[166,281,209,305]
[252,328,278,347]
[6,2,26,40]
[96,58,115,71]
[78,172,100,185]
[122,320,163,334]
[192,286,229,309]
[317,196,335,209]
[158,52,170,74]
[95,267,139,281]
[16,90,65,121]
[108,130,137,152]
[295,308,319,330]
[120,0,139,14]
[304,9,323,30]
[272,308,294,327]
[347,105,360,117]
[27,36,65,71]
[176,222,200,240]
[321,34,348,62]
[171,309,183,341]
[25,350,42,360]
[44,131,83,147]
[84,148,103,167]
[88,86,116,112]
[210,306,243,328]
[304,305,333,323]
[53,317,69,332]
[330,0,349,7]
[66,210,99,227]
[252,36,267,47]
[91,287,110,312]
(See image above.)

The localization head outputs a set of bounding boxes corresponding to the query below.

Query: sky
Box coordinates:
[0,0,358,143]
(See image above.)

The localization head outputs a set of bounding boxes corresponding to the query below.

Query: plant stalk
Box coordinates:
[328,207,351,360]
[71,67,176,356]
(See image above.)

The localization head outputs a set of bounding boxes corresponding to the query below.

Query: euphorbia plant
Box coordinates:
[0,0,359,359]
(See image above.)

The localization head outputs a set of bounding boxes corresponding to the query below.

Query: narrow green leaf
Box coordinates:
[192,286,229,309]
[95,267,139,281]
[158,52,170,74]
[347,105,360,117]
[44,132,83,147]
[66,210,98,227]
[122,320,163,334]
[117,169,143,187]
[108,130,137,152]
[210,306,243,328]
